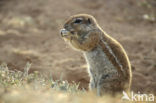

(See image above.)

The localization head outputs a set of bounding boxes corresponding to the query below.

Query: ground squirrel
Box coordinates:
[60,14,132,96]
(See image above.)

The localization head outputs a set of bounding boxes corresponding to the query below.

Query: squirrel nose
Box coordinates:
[60,30,63,36]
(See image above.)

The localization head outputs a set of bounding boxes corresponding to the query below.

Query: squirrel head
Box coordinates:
[60,14,101,51]
[60,14,99,41]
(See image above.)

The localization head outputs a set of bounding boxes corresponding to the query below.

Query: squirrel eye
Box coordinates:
[74,18,82,24]
[88,18,91,24]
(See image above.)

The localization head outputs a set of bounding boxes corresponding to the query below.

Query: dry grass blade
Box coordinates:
[23,62,31,77]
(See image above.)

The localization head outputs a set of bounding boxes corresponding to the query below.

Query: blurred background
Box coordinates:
[0,0,155,94]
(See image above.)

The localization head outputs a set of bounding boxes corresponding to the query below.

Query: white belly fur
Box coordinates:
[84,45,118,82]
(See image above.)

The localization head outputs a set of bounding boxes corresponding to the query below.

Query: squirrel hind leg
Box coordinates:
[96,73,118,96]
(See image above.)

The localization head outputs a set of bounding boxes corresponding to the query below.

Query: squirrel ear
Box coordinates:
[88,18,91,24]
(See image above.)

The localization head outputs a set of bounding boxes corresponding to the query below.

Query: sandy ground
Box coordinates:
[0,0,156,94]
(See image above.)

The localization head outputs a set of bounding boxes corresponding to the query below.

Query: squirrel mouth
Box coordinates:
[60,29,75,37]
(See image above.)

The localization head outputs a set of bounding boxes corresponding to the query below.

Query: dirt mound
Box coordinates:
[0,0,156,93]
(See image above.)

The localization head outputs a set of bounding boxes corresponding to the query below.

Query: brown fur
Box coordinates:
[99,32,132,90]
[60,14,132,95]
